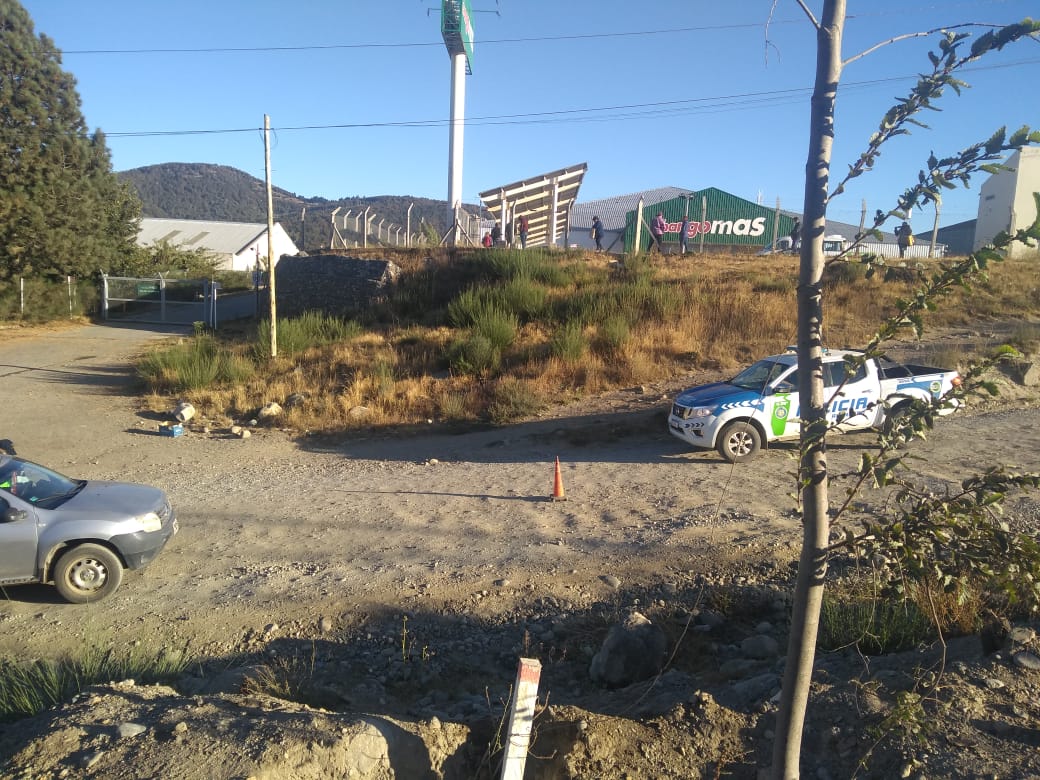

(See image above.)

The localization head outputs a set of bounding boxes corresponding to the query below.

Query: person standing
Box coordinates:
[679,215,690,255]
[505,219,514,247]
[517,215,529,249]
[896,221,913,258]
[789,217,801,252]
[650,211,666,253]
[490,222,502,247]
[591,216,604,251]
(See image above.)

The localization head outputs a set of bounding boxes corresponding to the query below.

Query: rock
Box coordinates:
[600,575,621,589]
[117,722,147,738]
[258,401,282,419]
[589,612,668,688]
[285,393,306,408]
[1010,626,1036,645]
[741,635,779,660]
[230,425,242,435]
[238,428,251,439]
[494,579,510,588]
[319,616,333,634]
[730,673,779,708]
[719,658,760,680]
[1012,650,1040,671]
[349,405,371,420]
[696,610,725,629]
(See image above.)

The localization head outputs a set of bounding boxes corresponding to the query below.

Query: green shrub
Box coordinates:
[448,333,500,375]
[0,643,191,723]
[818,593,934,655]
[488,378,543,423]
[550,321,586,362]
[253,312,361,359]
[468,304,518,351]
[599,315,630,352]
[498,277,547,321]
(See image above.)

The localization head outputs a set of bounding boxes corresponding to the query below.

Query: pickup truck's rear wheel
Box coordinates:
[716,421,762,463]
[53,544,123,604]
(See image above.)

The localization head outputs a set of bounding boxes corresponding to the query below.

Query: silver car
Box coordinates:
[0,455,177,603]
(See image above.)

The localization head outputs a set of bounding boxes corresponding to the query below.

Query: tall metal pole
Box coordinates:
[264,114,277,358]
[447,52,467,245]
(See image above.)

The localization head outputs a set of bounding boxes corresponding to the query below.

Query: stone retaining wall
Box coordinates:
[273,254,400,318]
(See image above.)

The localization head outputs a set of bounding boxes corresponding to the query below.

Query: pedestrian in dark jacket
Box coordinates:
[517,215,529,249]
[679,215,690,255]
[896,221,913,258]
[591,216,604,251]
[649,212,666,253]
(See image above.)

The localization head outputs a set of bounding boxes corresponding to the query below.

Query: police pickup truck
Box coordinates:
[668,348,961,463]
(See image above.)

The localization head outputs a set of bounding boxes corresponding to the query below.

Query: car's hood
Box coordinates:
[60,481,167,517]
[674,381,764,409]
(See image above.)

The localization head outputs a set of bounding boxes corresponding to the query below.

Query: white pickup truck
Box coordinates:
[667,348,962,462]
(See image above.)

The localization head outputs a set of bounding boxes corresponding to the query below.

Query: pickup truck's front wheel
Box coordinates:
[716,421,762,463]
[53,544,124,604]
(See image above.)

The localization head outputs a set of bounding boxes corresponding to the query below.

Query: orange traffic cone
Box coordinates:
[551,457,567,502]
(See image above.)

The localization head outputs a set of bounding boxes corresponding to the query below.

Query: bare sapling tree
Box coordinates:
[771,2,1040,777]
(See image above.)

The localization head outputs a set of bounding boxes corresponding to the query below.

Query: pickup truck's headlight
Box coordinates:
[686,407,713,418]
[137,512,162,533]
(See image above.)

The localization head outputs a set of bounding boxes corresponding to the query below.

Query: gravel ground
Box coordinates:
[2,320,1039,779]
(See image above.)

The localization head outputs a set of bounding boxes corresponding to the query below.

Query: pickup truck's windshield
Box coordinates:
[730,359,793,391]
[0,456,82,508]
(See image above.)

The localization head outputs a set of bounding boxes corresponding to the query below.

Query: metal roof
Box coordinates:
[571,187,691,231]
[136,218,269,256]
[479,163,587,248]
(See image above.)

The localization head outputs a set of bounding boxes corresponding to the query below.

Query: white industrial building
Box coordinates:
[974,146,1040,259]
[135,218,299,271]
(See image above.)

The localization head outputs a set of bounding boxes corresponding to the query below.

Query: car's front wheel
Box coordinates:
[716,421,762,463]
[53,544,124,603]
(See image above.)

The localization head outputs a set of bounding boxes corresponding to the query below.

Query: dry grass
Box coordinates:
[140,249,1039,434]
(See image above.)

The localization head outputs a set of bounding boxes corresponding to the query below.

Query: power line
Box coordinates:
[62,21,798,55]
[101,57,1038,139]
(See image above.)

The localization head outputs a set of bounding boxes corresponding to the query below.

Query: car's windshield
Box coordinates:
[0,456,83,508]
[730,359,793,391]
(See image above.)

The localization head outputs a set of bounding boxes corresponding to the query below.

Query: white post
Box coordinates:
[101,274,109,320]
[407,203,414,247]
[699,195,707,254]
[330,206,341,250]
[447,52,467,246]
[549,179,560,247]
[19,277,25,315]
[500,658,542,780]
[363,206,372,248]
[929,201,941,259]
[772,197,781,249]
[378,218,386,243]
[67,275,73,316]
[633,197,644,255]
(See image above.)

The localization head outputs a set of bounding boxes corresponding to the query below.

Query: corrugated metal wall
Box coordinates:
[623,187,797,252]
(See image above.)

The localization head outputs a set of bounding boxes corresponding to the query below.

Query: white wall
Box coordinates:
[975,147,1040,259]
[232,223,299,271]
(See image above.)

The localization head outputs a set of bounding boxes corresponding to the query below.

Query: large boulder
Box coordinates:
[589,611,668,688]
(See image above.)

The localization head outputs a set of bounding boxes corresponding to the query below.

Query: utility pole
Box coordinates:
[264,114,277,358]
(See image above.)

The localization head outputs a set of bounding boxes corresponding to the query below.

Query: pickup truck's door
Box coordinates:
[825,361,879,430]
[0,494,39,583]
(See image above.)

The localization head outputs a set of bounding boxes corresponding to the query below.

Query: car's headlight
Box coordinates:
[686,407,713,418]
[137,512,162,533]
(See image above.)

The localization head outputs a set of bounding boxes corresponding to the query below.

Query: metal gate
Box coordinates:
[100,275,257,328]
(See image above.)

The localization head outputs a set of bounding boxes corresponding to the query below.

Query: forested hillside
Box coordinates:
[119,163,454,252]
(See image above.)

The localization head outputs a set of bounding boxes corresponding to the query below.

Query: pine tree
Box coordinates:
[0,0,141,285]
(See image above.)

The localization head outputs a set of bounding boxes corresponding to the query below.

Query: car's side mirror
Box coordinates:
[0,499,27,523]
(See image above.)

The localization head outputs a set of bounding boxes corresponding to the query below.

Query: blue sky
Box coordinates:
[21,1,1039,229]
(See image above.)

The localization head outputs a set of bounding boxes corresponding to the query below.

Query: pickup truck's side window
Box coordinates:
[824,361,866,387]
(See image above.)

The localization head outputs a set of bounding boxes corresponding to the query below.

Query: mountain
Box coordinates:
[118,163,454,252]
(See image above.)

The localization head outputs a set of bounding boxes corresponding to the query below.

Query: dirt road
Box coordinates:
[1,321,1038,664]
